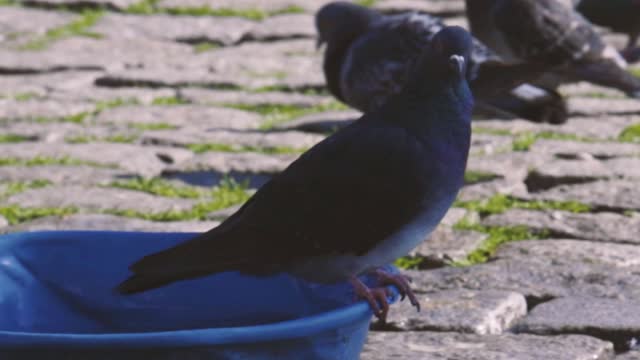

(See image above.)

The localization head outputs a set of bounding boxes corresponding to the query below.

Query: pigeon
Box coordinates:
[117,26,475,322]
[575,0,640,63]
[315,1,568,124]
[465,0,640,98]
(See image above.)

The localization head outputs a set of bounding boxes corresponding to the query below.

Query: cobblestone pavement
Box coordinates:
[1,0,639,358]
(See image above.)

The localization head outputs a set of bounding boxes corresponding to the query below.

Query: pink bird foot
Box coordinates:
[349,276,393,321]
[374,269,420,312]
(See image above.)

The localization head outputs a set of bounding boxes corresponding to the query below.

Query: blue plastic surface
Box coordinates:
[0,231,398,360]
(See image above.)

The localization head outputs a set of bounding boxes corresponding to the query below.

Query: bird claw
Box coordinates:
[374,269,421,312]
[349,276,392,322]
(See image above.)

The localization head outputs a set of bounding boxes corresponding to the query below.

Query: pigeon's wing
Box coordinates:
[120,116,435,291]
[340,13,443,112]
[492,0,606,64]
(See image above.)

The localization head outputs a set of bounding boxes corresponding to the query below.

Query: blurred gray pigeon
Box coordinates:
[117,26,475,322]
[575,0,640,63]
[466,0,640,98]
[316,1,568,124]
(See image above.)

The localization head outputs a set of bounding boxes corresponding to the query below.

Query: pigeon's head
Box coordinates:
[410,26,473,96]
[315,2,378,50]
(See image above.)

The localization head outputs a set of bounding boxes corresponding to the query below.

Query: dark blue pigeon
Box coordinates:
[117,26,475,321]
[315,1,567,124]
[466,0,640,98]
[576,0,640,63]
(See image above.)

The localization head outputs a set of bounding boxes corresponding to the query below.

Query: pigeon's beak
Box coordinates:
[316,36,326,50]
[449,55,465,76]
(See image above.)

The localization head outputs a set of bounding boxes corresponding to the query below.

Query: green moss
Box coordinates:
[66,134,137,144]
[128,122,177,131]
[0,156,113,168]
[193,42,219,53]
[0,134,30,143]
[104,135,137,143]
[630,68,640,78]
[95,98,139,112]
[20,10,104,51]
[464,171,499,185]
[188,143,307,155]
[619,123,640,143]
[250,85,329,96]
[355,0,378,6]
[0,205,77,225]
[0,0,17,5]
[512,132,538,151]
[472,127,511,136]
[65,136,92,144]
[13,92,39,101]
[110,178,204,199]
[151,96,188,106]
[127,1,303,19]
[394,256,428,270]
[107,178,251,221]
[453,219,548,266]
[223,101,347,129]
[0,180,52,198]
[455,194,591,217]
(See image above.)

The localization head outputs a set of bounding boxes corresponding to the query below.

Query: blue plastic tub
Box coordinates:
[0,231,397,360]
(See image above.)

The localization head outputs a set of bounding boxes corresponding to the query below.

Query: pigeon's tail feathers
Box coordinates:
[117,231,248,294]
[572,59,640,99]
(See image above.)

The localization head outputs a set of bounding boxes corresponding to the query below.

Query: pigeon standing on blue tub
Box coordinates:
[466,0,640,98]
[117,26,474,322]
[315,1,568,124]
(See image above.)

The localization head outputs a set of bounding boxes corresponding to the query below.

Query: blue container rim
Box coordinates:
[0,231,389,349]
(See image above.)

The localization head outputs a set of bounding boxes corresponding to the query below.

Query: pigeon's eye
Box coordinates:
[448,55,465,75]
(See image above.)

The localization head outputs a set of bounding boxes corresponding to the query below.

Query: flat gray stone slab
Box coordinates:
[560,82,627,99]
[458,178,529,202]
[158,0,329,12]
[180,88,332,108]
[0,216,8,229]
[0,7,73,45]
[484,210,640,245]
[3,213,218,233]
[93,104,263,130]
[383,290,526,335]
[618,351,640,360]
[0,71,100,98]
[2,121,134,143]
[467,152,549,182]
[93,14,254,45]
[496,239,640,268]
[409,256,640,303]
[165,152,296,174]
[0,99,95,121]
[277,110,360,133]
[22,0,140,10]
[413,229,487,265]
[470,133,513,156]
[50,86,176,105]
[526,158,640,191]
[530,140,640,159]
[361,332,613,360]
[374,0,465,15]
[0,165,134,185]
[141,129,323,150]
[0,37,193,73]
[0,143,193,177]
[528,180,640,212]
[6,185,196,213]
[516,297,640,351]
[568,98,640,116]
[246,14,314,41]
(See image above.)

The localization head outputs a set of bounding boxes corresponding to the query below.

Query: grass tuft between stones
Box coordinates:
[222,101,348,129]
[455,194,591,217]
[452,218,549,266]
[0,205,77,225]
[0,156,114,168]
[512,131,596,151]
[394,256,429,270]
[126,0,304,20]
[0,180,52,198]
[188,143,307,155]
[106,178,251,221]
[0,134,31,143]
[619,123,640,143]
[464,171,500,185]
[110,177,205,199]
[20,10,104,51]
[151,96,188,106]
[128,122,177,131]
